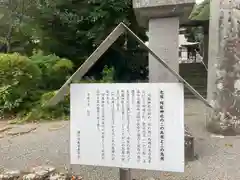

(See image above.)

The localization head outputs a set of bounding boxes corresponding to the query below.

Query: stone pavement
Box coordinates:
[1,99,240,180]
[0,165,84,180]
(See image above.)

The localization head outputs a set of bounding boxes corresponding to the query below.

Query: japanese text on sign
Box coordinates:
[70,83,184,172]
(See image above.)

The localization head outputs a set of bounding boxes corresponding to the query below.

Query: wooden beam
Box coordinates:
[46,23,126,106]
[46,22,213,110]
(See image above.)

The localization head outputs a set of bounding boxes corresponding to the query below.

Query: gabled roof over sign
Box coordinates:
[46,23,212,109]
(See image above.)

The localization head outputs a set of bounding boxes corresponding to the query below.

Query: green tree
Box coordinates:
[0,0,39,54]
[186,0,210,42]
[185,0,210,55]
[28,0,129,62]
[29,0,148,81]
[189,0,210,21]
[0,0,148,81]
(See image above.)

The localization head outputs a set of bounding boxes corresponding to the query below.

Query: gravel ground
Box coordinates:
[1,99,240,180]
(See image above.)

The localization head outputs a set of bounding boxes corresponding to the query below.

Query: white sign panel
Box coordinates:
[70,83,184,172]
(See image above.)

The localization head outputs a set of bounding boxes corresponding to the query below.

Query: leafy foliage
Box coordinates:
[30,50,74,90]
[17,91,70,122]
[0,0,39,54]
[17,66,115,122]
[186,0,210,43]
[28,0,132,63]
[185,0,210,54]
[25,0,148,82]
[0,0,148,122]
[0,0,147,81]
[100,66,115,83]
[0,51,75,121]
[0,53,41,114]
[189,0,210,21]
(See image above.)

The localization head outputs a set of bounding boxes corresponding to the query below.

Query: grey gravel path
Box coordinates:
[1,99,240,180]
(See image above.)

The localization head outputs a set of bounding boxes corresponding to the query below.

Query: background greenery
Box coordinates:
[0,0,209,122]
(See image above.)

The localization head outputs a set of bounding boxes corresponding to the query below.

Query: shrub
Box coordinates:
[100,66,115,83]
[0,53,42,114]
[16,66,115,122]
[16,90,70,122]
[30,50,74,90]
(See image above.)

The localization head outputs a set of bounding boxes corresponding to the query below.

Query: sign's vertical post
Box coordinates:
[120,168,131,180]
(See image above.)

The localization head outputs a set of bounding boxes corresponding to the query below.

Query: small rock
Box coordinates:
[49,173,67,180]
[0,169,21,180]
[144,177,156,180]
[0,174,8,180]
[211,134,224,138]
[7,125,37,136]
[225,143,233,147]
[0,126,12,133]
[48,124,65,131]
[30,165,55,177]
[71,175,83,180]
[0,134,4,139]
[22,173,37,180]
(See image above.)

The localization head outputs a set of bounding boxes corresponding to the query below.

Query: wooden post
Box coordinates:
[120,169,131,180]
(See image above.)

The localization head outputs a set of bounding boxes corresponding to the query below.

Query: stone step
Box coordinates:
[184,85,206,89]
[185,90,206,94]
[181,72,207,75]
[184,92,207,99]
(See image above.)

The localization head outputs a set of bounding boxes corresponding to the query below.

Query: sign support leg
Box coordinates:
[120,168,131,180]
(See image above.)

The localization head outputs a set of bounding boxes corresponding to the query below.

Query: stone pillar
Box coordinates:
[133,0,195,81]
[148,17,179,82]
[133,0,195,160]
[207,0,240,135]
